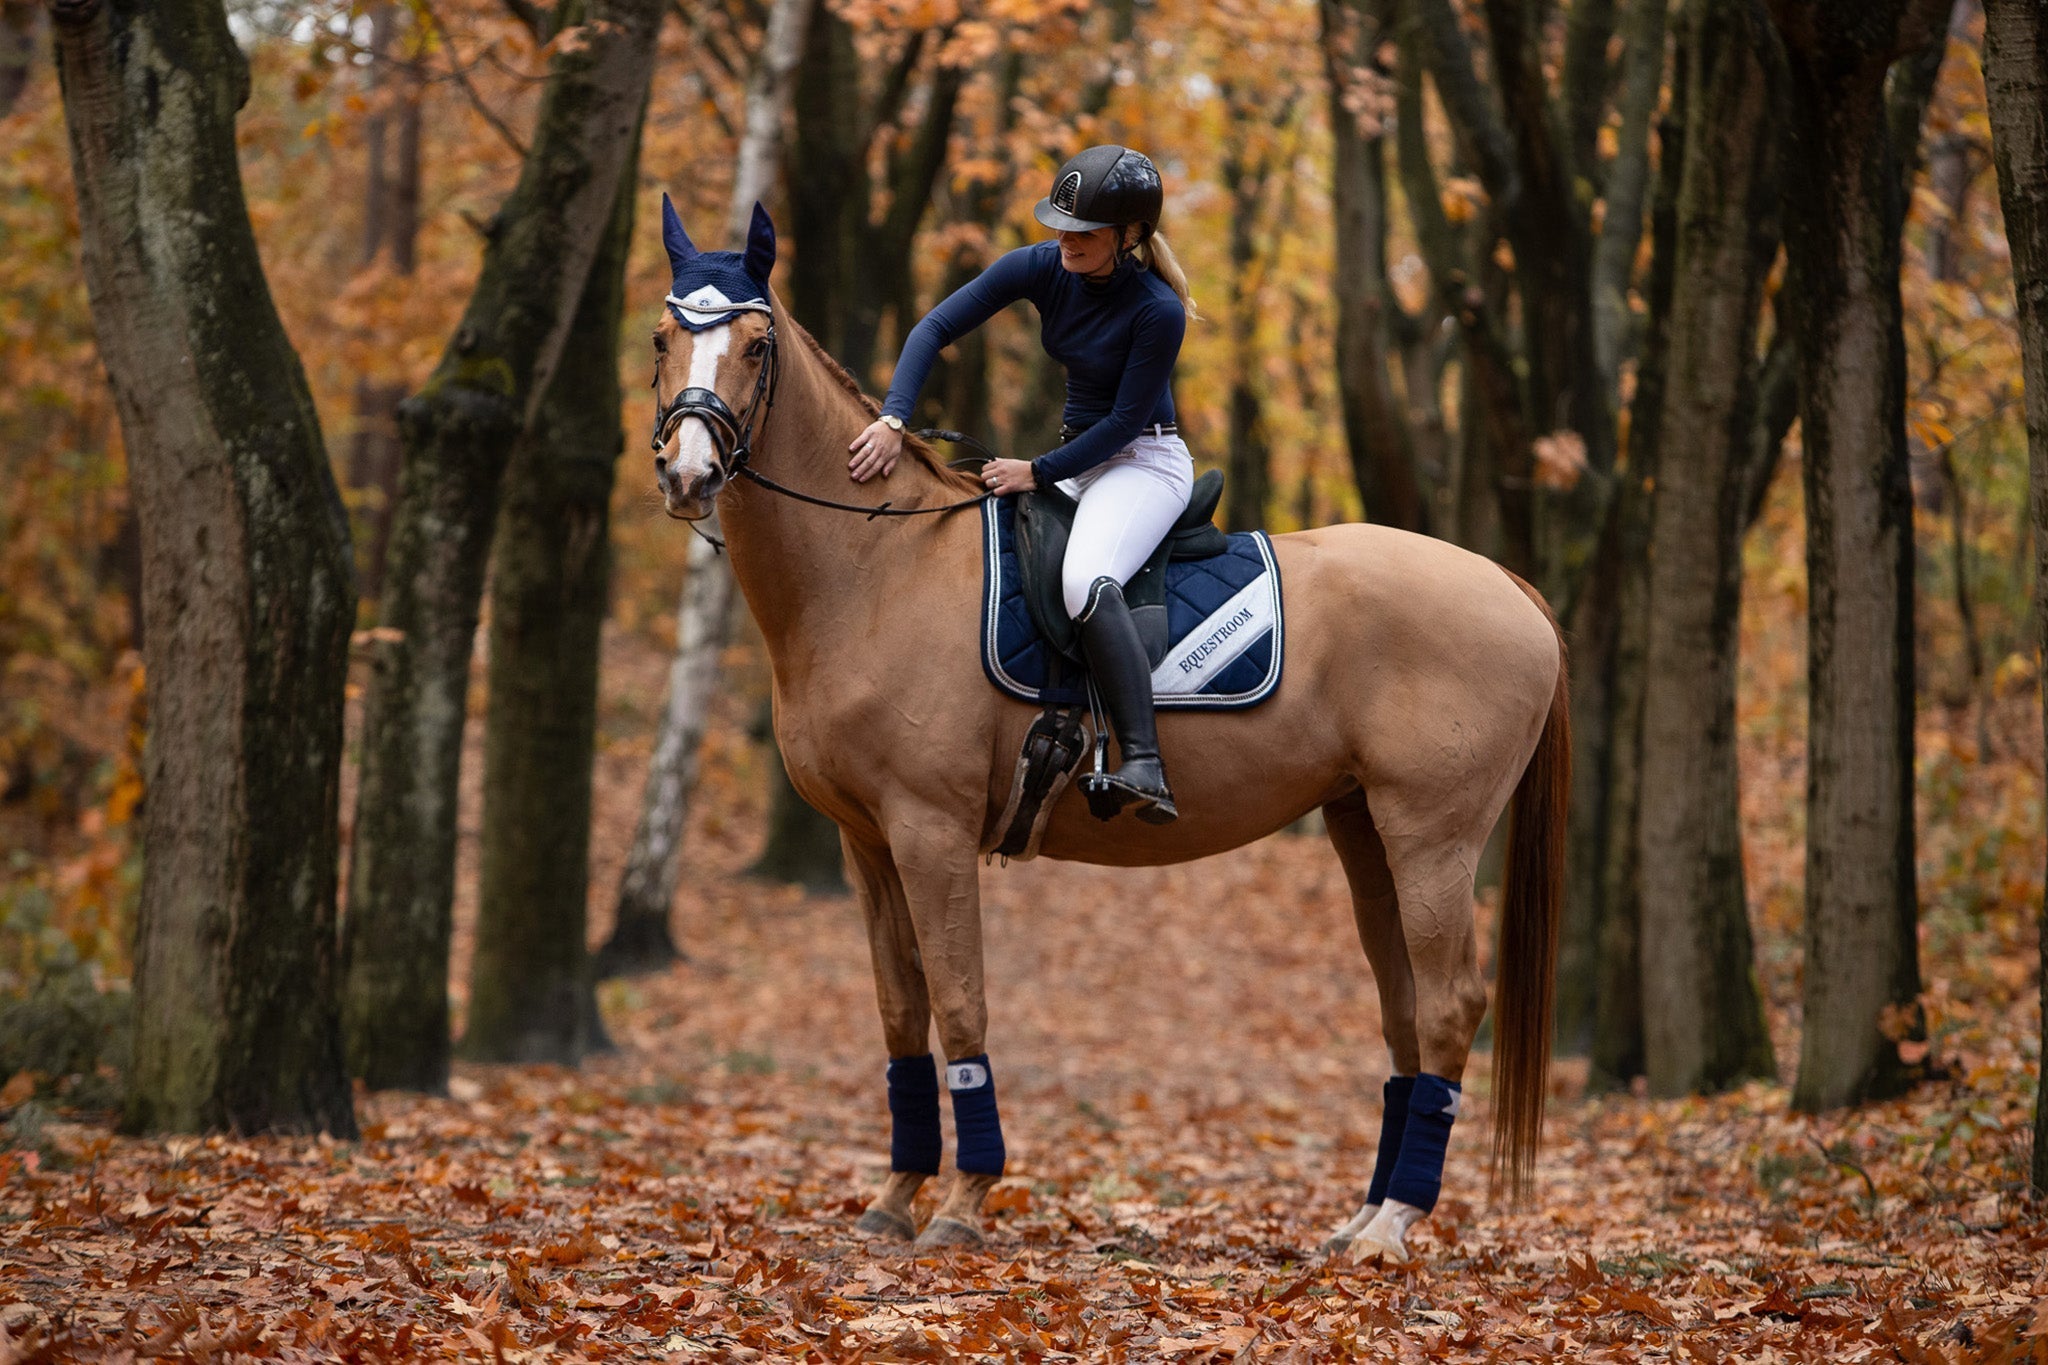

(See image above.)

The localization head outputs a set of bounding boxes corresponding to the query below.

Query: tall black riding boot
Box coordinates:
[1075,576,1178,824]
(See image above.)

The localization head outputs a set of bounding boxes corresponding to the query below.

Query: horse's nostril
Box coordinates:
[654,455,669,473]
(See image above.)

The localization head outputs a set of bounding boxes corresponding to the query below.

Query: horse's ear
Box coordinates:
[662,193,698,272]
[743,202,776,282]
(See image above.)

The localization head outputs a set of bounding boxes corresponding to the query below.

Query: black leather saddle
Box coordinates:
[1013,468,1228,665]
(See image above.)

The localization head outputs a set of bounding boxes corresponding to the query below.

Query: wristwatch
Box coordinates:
[879,414,905,432]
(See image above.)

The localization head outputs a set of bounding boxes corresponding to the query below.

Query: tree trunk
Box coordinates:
[1324,0,1425,531]
[52,0,356,1136]
[602,528,737,974]
[752,698,848,892]
[348,2,421,607]
[464,126,640,1064]
[603,0,813,971]
[0,0,41,118]
[754,6,962,891]
[1767,0,1946,1113]
[1590,90,1690,1091]
[1638,0,1783,1097]
[1979,0,2048,1195]
[1591,0,1673,394]
[1224,138,1273,533]
[341,0,664,1093]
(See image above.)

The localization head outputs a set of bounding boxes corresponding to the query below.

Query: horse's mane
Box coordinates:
[780,309,986,497]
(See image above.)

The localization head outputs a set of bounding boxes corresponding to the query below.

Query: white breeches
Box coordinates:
[1057,434,1196,619]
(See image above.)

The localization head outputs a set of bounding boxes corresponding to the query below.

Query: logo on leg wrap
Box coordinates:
[946,1054,1006,1176]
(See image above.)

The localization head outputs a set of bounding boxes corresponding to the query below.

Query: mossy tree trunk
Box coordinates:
[1766,0,1947,1113]
[463,127,642,1064]
[341,0,664,1093]
[52,0,356,1135]
[1637,0,1784,1097]
[1979,0,2048,1196]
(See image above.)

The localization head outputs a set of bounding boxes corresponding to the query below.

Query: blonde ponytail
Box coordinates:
[1136,231,1198,323]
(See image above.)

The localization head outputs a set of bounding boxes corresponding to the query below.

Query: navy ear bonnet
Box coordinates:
[663,194,776,332]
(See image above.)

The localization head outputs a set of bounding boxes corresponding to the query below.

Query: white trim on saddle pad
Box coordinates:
[1149,572,1278,697]
[980,498,1285,711]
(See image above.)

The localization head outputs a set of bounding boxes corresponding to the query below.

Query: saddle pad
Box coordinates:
[979,498,1284,710]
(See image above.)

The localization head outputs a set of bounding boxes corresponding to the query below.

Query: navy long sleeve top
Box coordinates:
[880,240,1186,485]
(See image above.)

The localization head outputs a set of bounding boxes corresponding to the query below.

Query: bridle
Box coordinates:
[652,318,991,544]
[651,323,782,478]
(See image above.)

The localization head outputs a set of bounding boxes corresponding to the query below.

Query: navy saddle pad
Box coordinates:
[979,498,1284,710]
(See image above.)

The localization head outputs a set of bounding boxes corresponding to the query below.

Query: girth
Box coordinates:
[1012,467,1228,665]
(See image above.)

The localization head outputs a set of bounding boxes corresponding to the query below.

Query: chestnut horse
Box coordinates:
[649,207,1567,1261]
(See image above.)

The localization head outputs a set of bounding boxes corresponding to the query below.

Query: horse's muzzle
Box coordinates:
[655,453,724,520]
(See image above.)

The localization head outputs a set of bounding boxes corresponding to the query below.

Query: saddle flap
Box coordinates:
[1013,490,1080,660]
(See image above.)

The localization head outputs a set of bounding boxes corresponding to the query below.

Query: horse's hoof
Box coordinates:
[912,1216,983,1251]
[854,1207,917,1241]
[1324,1203,1377,1255]
[1350,1233,1409,1265]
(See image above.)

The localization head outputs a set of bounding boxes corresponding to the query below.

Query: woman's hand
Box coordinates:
[982,458,1038,497]
[848,419,904,483]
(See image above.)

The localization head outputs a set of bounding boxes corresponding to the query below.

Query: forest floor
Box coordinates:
[3,631,2046,1362]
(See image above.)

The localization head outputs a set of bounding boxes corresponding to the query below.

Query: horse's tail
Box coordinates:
[1492,570,1570,1204]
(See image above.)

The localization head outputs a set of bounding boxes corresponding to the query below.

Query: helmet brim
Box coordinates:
[1033,197,1117,233]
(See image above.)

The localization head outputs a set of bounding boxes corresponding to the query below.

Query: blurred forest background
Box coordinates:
[0,0,2042,1186]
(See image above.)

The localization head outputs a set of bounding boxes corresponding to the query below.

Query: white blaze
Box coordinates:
[667,324,734,484]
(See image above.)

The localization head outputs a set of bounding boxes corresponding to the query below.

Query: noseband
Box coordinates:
[651,324,782,476]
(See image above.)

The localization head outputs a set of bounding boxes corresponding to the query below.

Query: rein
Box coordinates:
[654,321,991,550]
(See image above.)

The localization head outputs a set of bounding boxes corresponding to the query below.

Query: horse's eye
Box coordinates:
[653,335,667,355]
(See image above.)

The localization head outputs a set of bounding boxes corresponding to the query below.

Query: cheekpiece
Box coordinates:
[662,194,776,332]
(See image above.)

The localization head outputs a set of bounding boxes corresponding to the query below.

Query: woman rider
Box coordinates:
[847,145,1198,825]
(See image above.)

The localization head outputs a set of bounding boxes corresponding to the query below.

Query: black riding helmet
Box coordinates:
[1033,145,1163,240]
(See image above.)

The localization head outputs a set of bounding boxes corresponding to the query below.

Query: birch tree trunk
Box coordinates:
[1637,0,1783,1097]
[600,0,813,974]
[52,0,356,1135]
[1767,0,1947,1113]
[601,527,737,974]
[341,0,664,1092]
[1979,0,2048,1195]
